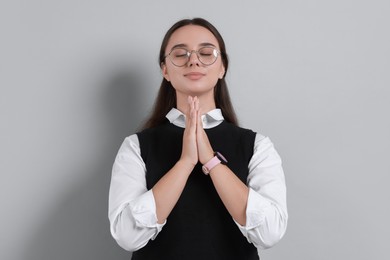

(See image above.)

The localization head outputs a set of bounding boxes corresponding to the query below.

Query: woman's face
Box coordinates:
[162,25,225,97]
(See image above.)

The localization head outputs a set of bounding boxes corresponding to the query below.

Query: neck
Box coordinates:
[176,91,216,115]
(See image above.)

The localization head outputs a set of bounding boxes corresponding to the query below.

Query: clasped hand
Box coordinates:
[180,96,214,168]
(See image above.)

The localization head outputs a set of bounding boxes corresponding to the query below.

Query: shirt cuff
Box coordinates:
[235,188,271,234]
[129,190,166,237]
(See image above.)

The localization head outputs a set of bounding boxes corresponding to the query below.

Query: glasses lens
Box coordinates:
[198,47,218,65]
[169,48,188,67]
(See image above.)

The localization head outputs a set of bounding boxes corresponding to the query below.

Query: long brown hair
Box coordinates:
[141,18,238,129]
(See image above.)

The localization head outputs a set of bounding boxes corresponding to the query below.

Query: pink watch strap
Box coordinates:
[202,156,221,175]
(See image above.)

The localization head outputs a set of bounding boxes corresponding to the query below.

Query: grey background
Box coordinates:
[1,0,389,259]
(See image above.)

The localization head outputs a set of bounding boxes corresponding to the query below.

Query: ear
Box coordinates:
[161,63,170,82]
[219,66,225,79]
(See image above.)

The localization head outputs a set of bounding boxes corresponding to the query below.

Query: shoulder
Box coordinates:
[252,134,282,162]
[221,121,255,133]
[136,121,172,139]
[221,121,257,139]
[137,120,176,134]
[119,134,140,153]
[223,123,279,152]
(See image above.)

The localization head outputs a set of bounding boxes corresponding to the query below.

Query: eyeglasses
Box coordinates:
[165,46,220,67]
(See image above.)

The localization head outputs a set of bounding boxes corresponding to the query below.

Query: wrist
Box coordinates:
[202,151,228,175]
[208,163,225,177]
[200,152,214,165]
[177,158,196,173]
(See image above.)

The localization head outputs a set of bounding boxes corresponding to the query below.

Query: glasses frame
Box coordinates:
[164,46,220,67]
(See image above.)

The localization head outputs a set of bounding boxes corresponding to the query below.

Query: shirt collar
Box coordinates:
[166,108,224,129]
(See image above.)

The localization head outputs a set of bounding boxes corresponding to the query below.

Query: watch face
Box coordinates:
[215,152,227,164]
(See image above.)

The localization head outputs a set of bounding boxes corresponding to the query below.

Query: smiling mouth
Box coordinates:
[184,72,205,80]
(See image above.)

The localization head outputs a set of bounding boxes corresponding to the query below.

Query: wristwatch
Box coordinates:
[202,151,228,175]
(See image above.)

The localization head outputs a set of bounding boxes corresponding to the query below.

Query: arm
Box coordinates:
[108,135,163,252]
[152,95,198,223]
[208,164,249,225]
[196,106,287,249]
[152,160,194,224]
[195,103,249,226]
[109,97,199,251]
[237,134,288,249]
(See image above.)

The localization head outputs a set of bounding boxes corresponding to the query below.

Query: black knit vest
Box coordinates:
[133,120,258,260]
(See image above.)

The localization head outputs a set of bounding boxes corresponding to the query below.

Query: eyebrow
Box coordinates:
[170,42,217,50]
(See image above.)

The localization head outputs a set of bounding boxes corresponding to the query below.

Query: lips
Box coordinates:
[184,72,205,80]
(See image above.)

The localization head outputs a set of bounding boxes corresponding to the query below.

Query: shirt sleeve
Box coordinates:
[108,134,166,252]
[234,134,288,250]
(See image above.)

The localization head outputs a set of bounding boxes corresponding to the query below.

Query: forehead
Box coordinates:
[166,25,219,50]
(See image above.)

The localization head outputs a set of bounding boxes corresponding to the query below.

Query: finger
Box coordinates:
[193,96,199,129]
[190,109,197,132]
[186,96,196,133]
[194,96,199,112]
[196,101,203,130]
[185,96,193,125]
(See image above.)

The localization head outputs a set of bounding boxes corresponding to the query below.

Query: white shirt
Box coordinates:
[108,108,288,252]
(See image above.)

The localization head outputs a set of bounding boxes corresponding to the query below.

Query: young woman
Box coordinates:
[109,18,287,260]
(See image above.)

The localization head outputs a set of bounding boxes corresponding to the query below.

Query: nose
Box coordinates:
[188,51,200,66]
